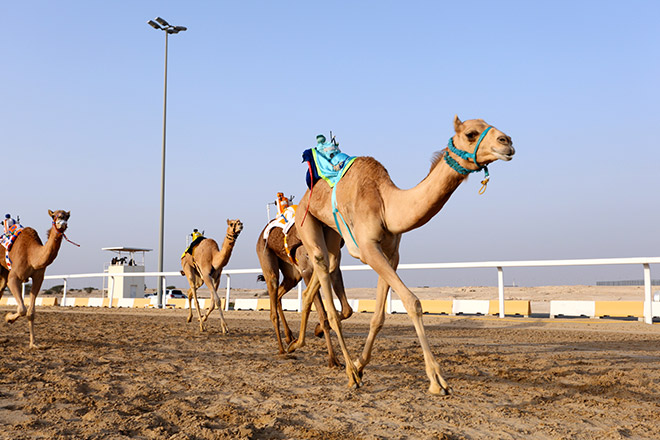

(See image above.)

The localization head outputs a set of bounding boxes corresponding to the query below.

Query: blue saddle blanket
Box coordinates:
[302,148,356,189]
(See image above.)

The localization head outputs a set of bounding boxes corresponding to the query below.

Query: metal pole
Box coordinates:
[157,31,169,308]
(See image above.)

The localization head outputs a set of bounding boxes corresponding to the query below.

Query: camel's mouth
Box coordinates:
[55,219,68,231]
[493,147,515,162]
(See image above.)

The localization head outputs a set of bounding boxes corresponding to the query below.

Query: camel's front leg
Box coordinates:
[201,274,228,334]
[286,272,319,353]
[329,265,353,321]
[361,245,451,395]
[269,284,287,354]
[25,273,45,350]
[313,291,341,368]
[26,291,42,349]
[355,275,390,375]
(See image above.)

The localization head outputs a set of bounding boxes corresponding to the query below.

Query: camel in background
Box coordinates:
[288,116,515,395]
[181,219,243,333]
[0,210,71,349]
[256,223,353,367]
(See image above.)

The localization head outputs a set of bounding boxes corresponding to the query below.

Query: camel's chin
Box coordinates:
[494,152,514,161]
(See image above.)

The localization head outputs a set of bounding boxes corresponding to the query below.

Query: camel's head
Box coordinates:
[226,219,243,238]
[451,116,515,167]
[48,209,70,233]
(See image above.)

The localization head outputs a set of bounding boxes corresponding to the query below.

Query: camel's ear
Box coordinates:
[453,115,463,133]
[227,219,230,225]
[48,209,54,217]
[66,211,71,219]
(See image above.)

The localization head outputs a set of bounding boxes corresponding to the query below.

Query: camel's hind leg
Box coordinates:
[183,266,206,331]
[298,218,361,387]
[0,266,8,300]
[5,275,27,325]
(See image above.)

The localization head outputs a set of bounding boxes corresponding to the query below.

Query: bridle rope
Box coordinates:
[444,126,492,194]
[52,221,80,247]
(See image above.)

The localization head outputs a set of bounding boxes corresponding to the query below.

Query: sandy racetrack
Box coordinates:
[1,306,660,439]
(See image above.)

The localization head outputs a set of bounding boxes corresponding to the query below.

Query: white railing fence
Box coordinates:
[20,256,660,324]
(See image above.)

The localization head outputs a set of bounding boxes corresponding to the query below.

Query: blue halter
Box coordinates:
[444,126,492,194]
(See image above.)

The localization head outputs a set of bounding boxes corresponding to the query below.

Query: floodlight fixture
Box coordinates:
[155,17,170,27]
[147,20,161,30]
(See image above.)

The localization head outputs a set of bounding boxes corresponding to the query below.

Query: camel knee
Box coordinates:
[313,254,329,272]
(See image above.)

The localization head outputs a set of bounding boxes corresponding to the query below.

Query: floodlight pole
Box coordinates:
[148,17,186,307]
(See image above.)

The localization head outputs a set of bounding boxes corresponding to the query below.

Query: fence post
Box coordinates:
[644,264,652,324]
[21,282,26,299]
[62,278,68,306]
[225,274,231,311]
[108,276,115,308]
[497,267,504,318]
[297,281,302,312]
[386,288,392,314]
[161,277,167,308]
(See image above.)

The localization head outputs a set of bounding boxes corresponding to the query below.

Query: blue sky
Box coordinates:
[2,1,659,289]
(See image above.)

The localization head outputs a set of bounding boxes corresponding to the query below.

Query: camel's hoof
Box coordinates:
[328,359,343,369]
[429,383,453,396]
[186,316,192,323]
[286,340,300,353]
[314,324,324,338]
[341,307,354,321]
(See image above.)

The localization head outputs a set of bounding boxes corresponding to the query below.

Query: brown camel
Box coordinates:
[288,116,515,395]
[256,222,353,367]
[0,210,71,349]
[180,219,243,333]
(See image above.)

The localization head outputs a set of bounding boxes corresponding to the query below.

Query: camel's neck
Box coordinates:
[212,233,238,270]
[34,227,65,270]
[382,158,468,234]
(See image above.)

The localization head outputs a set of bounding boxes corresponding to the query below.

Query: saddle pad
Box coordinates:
[263,206,297,241]
[1,224,23,252]
[303,148,356,189]
[1,224,23,270]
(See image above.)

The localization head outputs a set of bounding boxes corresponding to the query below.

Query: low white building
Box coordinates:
[102,247,151,299]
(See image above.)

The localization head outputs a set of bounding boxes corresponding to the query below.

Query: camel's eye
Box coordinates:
[466,131,479,141]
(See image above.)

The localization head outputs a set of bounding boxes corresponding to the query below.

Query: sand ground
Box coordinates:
[1,285,660,439]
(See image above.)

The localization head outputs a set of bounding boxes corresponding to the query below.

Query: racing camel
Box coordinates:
[0,210,72,349]
[256,222,352,367]
[181,219,243,333]
[288,116,515,395]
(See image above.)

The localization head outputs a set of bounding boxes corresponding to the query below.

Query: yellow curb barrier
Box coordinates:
[595,301,643,319]
[420,300,453,315]
[489,300,531,317]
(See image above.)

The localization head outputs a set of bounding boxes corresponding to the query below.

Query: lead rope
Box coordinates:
[53,222,80,247]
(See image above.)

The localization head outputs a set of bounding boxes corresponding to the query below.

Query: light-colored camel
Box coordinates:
[180,219,243,333]
[256,223,353,367]
[288,116,515,395]
[0,210,71,349]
